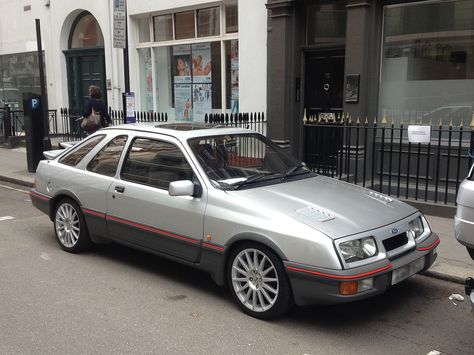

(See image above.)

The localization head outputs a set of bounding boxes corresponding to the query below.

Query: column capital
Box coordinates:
[266,0,295,18]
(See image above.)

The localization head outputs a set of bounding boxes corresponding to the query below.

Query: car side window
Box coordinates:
[58,135,106,166]
[121,137,194,190]
[87,135,128,177]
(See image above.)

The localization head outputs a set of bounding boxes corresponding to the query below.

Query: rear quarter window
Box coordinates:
[59,135,106,166]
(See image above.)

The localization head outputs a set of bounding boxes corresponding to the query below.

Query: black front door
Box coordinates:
[64,48,106,110]
[304,50,344,120]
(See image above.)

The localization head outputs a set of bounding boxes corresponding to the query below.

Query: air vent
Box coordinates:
[383,232,408,252]
[296,206,334,222]
[367,191,393,204]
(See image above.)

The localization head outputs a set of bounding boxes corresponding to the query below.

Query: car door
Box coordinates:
[105,134,206,262]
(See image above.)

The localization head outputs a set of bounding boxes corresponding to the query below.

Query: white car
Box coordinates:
[454,165,474,313]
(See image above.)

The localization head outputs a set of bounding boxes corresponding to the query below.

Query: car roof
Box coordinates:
[102,122,255,140]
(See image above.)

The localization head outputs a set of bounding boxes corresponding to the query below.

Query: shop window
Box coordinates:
[197,7,220,37]
[175,11,195,40]
[137,17,150,43]
[379,0,474,126]
[70,13,104,49]
[153,14,173,42]
[306,2,346,46]
[225,4,238,34]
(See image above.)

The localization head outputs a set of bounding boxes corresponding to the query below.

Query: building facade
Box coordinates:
[0,0,266,121]
[0,0,473,157]
[267,0,474,157]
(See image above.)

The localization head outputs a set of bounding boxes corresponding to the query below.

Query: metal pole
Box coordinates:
[122,2,130,124]
[35,18,52,150]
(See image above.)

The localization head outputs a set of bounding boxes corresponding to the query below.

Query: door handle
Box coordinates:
[115,186,125,193]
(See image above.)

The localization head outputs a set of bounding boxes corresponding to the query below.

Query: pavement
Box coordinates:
[0,146,472,285]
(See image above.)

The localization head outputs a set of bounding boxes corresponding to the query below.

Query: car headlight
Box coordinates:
[339,237,378,263]
[409,216,429,240]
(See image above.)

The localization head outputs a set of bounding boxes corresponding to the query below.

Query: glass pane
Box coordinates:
[137,17,150,43]
[175,11,195,40]
[59,135,106,166]
[379,0,474,126]
[306,2,346,46]
[154,46,173,117]
[70,14,104,49]
[87,135,128,177]
[171,42,221,122]
[153,14,173,42]
[122,138,193,189]
[225,40,239,113]
[138,48,154,111]
[226,4,238,33]
[197,7,220,37]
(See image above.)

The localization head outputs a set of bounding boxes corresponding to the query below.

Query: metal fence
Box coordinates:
[303,114,473,206]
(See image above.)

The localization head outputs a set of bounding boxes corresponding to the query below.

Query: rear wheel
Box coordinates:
[467,247,474,260]
[227,243,292,319]
[54,198,91,253]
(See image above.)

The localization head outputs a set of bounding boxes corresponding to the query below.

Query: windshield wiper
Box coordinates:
[232,172,282,190]
[282,163,310,180]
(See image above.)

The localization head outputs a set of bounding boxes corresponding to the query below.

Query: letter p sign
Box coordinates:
[32,98,40,110]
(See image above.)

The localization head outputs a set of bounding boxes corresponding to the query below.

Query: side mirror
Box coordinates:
[169,180,195,197]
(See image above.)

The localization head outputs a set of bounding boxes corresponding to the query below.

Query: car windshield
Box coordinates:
[188,133,312,190]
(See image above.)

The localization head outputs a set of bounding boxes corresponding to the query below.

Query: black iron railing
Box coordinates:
[303,115,473,205]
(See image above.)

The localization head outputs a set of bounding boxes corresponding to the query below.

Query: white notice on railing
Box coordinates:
[407,125,431,143]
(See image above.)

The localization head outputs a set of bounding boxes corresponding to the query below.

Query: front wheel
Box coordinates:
[227,243,292,319]
[54,198,91,253]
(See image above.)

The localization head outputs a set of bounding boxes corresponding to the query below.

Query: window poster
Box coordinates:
[191,43,212,83]
[143,50,153,111]
[174,84,192,121]
[173,45,191,84]
[230,40,239,113]
[193,84,212,121]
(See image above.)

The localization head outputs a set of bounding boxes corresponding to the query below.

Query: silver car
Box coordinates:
[31,123,439,319]
[455,165,474,312]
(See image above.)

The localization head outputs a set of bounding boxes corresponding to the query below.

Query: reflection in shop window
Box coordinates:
[138,48,153,112]
[137,17,150,43]
[197,7,220,37]
[379,0,474,126]
[153,14,173,42]
[225,4,238,34]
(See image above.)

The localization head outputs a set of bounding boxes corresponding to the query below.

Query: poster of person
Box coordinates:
[192,84,212,121]
[191,43,212,83]
[173,45,191,84]
[174,84,192,121]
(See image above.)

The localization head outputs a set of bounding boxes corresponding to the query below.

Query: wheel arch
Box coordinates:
[48,190,83,221]
[211,233,288,286]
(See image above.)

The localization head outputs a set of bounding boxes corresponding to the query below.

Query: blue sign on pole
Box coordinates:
[32,98,40,110]
[125,92,136,123]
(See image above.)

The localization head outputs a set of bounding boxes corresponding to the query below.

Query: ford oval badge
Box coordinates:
[391,228,399,235]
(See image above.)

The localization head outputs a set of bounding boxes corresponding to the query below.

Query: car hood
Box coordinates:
[232,175,418,239]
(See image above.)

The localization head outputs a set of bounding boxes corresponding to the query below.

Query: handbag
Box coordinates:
[81,107,102,132]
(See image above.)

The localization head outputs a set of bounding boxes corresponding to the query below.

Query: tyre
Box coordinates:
[227,242,292,319]
[467,247,474,260]
[54,198,91,253]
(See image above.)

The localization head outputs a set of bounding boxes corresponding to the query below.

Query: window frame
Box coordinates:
[58,135,106,167]
[136,4,238,114]
[120,135,196,191]
[86,135,129,177]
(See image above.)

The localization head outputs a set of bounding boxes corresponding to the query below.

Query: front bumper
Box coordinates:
[285,233,439,306]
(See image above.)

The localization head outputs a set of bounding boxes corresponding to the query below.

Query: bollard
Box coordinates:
[3,105,12,139]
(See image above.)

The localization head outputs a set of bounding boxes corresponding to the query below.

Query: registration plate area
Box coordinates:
[391,257,425,285]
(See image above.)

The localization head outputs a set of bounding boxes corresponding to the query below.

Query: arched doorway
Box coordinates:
[64,12,106,109]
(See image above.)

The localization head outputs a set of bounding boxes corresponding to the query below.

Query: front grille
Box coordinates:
[383,232,408,252]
